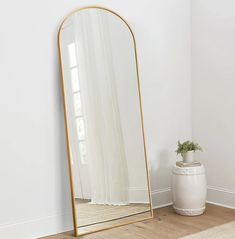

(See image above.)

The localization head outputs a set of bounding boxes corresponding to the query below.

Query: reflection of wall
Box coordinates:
[108,15,149,203]
[60,12,149,204]
[60,22,91,200]
[192,0,235,208]
[61,12,149,203]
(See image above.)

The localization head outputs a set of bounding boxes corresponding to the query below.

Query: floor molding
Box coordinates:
[152,186,235,210]
[151,187,173,208]
[206,200,235,210]
[207,185,235,209]
[0,211,73,239]
[2,186,234,238]
[153,202,173,209]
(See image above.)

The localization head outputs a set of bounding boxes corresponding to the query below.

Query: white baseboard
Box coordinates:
[151,186,235,210]
[0,187,173,238]
[207,185,235,209]
[0,211,73,239]
[2,185,234,239]
[206,200,235,210]
[152,187,173,208]
[153,202,173,209]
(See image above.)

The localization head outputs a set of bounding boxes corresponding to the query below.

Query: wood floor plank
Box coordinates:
[41,204,235,239]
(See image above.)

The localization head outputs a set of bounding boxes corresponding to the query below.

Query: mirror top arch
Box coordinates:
[58,6,136,42]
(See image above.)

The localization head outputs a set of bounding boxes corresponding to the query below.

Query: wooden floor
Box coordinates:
[42,204,235,239]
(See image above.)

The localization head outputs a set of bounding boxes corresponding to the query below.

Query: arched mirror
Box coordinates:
[58,6,153,236]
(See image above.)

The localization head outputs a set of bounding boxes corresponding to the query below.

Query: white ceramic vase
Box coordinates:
[172,165,207,216]
[182,150,194,163]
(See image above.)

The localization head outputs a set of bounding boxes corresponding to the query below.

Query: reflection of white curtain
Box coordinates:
[73,11,129,205]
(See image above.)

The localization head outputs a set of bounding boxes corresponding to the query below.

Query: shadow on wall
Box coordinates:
[157,150,173,187]
[52,24,73,231]
[151,149,174,207]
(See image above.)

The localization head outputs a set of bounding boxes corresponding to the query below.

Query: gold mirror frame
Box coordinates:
[58,6,153,237]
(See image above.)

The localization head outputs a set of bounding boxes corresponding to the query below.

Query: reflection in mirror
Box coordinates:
[59,7,152,236]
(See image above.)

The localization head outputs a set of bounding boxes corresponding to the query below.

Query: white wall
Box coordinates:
[143,0,192,207]
[0,0,191,238]
[192,0,235,208]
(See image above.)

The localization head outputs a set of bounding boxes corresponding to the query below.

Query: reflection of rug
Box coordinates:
[180,221,235,239]
[76,202,150,227]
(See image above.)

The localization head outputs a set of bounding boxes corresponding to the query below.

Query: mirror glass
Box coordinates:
[59,7,152,236]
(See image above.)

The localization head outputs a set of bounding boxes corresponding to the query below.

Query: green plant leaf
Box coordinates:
[176,140,202,156]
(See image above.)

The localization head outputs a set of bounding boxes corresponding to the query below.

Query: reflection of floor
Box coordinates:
[75,199,150,227]
[78,210,151,235]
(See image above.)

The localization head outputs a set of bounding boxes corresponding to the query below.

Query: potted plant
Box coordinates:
[176,140,202,163]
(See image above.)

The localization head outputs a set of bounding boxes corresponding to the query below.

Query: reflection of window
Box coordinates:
[79,141,86,165]
[68,43,87,164]
[71,68,80,92]
[68,43,77,67]
[76,118,85,140]
[73,93,82,116]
